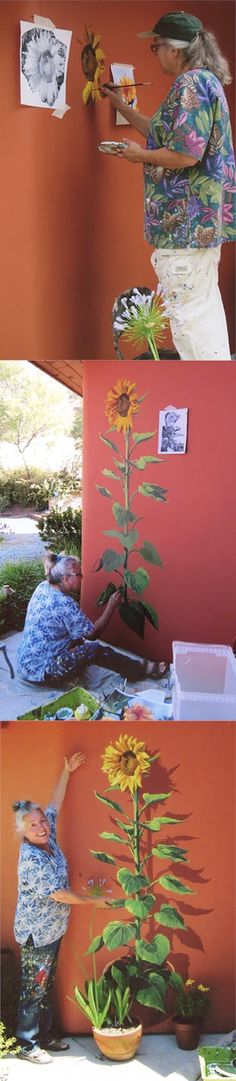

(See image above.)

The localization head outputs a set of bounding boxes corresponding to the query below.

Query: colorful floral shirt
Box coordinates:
[144,69,236,249]
[17,579,98,681]
[14,805,71,946]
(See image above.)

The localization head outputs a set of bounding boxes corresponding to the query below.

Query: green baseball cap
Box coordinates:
[138,10,203,42]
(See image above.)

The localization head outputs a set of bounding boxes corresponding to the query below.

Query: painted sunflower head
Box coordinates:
[101,733,151,793]
[105,378,140,433]
[81,25,105,104]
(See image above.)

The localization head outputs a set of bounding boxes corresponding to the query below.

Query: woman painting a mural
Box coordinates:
[13,751,107,1064]
[17,552,166,685]
[101,10,236,361]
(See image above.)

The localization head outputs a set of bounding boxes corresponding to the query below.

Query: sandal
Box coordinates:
[44,1038,70,1052]
[19,1045,52,1064]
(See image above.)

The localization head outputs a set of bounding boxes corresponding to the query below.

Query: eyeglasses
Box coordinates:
[150,40,165,53]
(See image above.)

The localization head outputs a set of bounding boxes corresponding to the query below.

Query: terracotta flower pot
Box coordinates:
[92,1023,142,1061]
[174,1016,201,1051]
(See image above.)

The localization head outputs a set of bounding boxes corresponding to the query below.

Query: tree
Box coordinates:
[0,362,77,475]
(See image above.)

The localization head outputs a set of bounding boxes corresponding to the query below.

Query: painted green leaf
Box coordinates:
[138,599,159,629]
[142,793,171,807]
[132,431,156,446]
[103,528,139,551]
[154,905,186,930]
[96,485,112,498]
[102,549,125,571]
[90,850,116,864]
[117,868,150,894]
[108,899,126,909]
[99,434,119,452]
[95,792,124,814]
[169,971,185,992]
[159,874,194,894]
[135,933,170,965]
[138,483,167,501]
[103,921,135,950]
[100,832,125,845]
[146,972,167,994]
[153,844,188,863]
[132,456,163,469]
[119,600,145,639]
[145,816,181,830]
[135,987,165,1011]
[125,894,155,918]
[96,583,117,606]
[139,541,163,566]
[102,469,119,480]
[86,934,104,955]
[114,460,126,473]
[124,567,149,594]
[112,502,137,526]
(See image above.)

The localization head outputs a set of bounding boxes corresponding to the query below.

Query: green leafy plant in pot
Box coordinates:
[172,976,211,1050]
[72,727,195,1053]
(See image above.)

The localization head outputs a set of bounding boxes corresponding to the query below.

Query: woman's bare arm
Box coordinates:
[49,888,108,907]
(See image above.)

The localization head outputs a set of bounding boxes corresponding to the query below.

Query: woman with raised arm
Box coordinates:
[102,10,236,361]
[13,752,107,1065]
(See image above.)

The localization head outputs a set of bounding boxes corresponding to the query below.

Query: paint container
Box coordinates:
[98,141,128,155]
[56,707,74,720]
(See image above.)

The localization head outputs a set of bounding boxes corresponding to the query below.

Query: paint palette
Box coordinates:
[98,140,128,155]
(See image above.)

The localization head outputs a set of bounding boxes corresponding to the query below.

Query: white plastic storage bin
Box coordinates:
[172,642,236,720]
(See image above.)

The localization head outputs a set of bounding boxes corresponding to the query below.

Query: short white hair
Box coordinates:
[13,801,41,834]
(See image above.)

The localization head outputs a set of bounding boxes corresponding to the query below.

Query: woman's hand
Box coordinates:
[105,589,122,615]
[120,139,144,163]
[64,752,86,774]
[93,897,110,909]
[100,82,123,106]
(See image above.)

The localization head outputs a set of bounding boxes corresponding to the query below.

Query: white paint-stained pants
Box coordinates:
[151,246,231,360]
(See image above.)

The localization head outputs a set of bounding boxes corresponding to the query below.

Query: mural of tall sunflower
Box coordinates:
[95,380,168,638]
[80,25,106,104]
[101,733,151,793]
[86,731,196,1023]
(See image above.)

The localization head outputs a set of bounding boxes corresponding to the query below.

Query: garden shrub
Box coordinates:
[37,507,82,557]
[0,560,44,633]
[0,468,82,512]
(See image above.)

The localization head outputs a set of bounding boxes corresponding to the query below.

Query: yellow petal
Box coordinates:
[82,81,92,105]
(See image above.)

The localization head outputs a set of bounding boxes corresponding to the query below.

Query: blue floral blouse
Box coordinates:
[14,805,71,947]
[144,69,236,249]
[17,580,98,681]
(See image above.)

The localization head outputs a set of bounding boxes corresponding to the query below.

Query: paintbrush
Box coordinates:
[101,81,153,89]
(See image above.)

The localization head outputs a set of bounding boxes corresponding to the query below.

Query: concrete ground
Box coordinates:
[0,516,45,567]
[3,1033,223,1081]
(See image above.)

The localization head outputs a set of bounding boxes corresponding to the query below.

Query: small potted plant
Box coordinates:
[73,963,142,1061]
[172,976,211,1050]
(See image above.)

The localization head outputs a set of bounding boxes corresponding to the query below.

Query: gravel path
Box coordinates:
[0,517,46,566]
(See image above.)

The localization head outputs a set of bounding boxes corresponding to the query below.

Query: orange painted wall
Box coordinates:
[81,361,236,662]
[1,721,235,1033]
[1,1,235,360]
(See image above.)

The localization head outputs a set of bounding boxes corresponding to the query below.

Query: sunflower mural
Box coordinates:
[80,25,106,104]
[86,730,195,1020]
[95,379,168,638]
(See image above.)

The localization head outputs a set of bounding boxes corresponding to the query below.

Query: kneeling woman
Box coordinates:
[17,552,166,684]
[13,752,107,1065]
